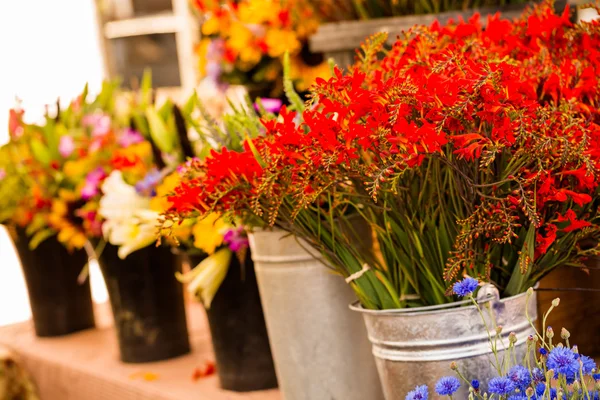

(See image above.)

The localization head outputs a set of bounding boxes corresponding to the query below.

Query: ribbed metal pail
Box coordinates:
[249,229,384,400]
[351,285,537,399]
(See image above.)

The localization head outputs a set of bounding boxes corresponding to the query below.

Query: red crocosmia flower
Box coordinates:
[536,223,557,256]
[557,209,592,232]
[563,166,596,191]
[564,190,592,207]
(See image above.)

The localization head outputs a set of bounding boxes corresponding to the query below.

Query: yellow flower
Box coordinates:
[290,57,332,92]
[227,22,254,52]
[196,39,211,76]
[192,213,227,255]
[150,172,180,213]
[202,15,228,36]
[238,0,279,25]
[239,47,263,66]
[265,29,300,58]
[63,159,89,179]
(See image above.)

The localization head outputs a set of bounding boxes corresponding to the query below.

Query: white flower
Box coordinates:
[99,171,159,259]
[176,248,232,308]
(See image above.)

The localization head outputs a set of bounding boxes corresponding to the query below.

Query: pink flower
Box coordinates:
[0,168,6,181]
[223,226,249,252]
[59,135,75,158]
[118,128,144,147]
[255,98,283,114]
[81,167,106,200]
[83,113,111,137]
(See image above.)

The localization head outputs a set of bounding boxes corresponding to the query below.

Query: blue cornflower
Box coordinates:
[532,368,545,383]
[488,377,516,395]
[580,355,597,375]
[405,385,428,400]
[508,395,527,400]
[508,365,532,390]
[539,348,548,356]
[435,377,461,396]
[452,277,479,297]
[535,383,557,400]
[593,373,600,381]
[547,347,579,378]
[471,379,480,390]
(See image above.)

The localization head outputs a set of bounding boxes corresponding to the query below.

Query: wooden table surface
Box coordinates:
[0,303,281,400]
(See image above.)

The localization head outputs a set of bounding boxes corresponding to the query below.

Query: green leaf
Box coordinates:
[145,106,174,154]
[30,138,52,165]
[283,52,305,112]
[29,229,55,250]
[140,69,153,108]
[505,223,536,296]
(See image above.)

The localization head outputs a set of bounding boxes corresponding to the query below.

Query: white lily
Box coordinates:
[176,248,232,309]
[99,171,159,259]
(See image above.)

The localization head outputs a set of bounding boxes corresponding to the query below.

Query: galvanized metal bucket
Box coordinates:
[351,285,538,399]
[248,229,384,400]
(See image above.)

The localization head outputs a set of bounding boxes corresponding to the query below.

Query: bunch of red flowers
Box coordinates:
[165,1,600,309]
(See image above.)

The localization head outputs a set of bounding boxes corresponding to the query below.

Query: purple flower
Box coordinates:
[59,135,75,158]
[547,347,579,378]
[488,377,515,395]
[83,113,111,137]
[471,380,480,390]
[435,377,460,396]
[81,167,106,200]
[405,385,428,400]
[118,128,144,147]
[255,98,283,114]
[508,365,531,390]
[135,169,162,197]
[223,226,249,252]
[452,277,479,297]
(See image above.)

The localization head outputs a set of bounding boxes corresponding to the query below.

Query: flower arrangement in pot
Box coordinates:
[160,59,384,400]
[163,1,600,397]
[0,89,119,337]
[192,0,333,100]
[160,95,278,391]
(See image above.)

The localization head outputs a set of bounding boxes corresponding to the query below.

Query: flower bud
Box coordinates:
[547,326,554,339]
[546,370,555,381]
[509,332,517,344]
[572,345,579,354]
[450,361,458,370]
[572,380,581,391]
[552,298,560,307]
[526,387,534,397]
[526,287,534,296]
[496,326,503,335]
[561,327,570,340]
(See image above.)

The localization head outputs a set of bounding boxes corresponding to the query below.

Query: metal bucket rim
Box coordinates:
[349,287,534,316]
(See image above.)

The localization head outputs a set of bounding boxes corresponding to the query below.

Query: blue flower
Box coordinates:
[452,277,479,297]
[405,385,428,400]
[488,377,516,395]
[508,395,527,400]
[535,382,557,399]
[435,377,461,396]
[471,379,480,390]
[580,355,597,375]
[508,365,532,390]
[547,347,579,378]
[593,373,600,381]
[539,348,548,356]
[532,368,545,383]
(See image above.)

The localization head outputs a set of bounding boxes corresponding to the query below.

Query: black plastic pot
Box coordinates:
[8,227,95,337]
[187,250,278,392]
[97,243,190,363]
